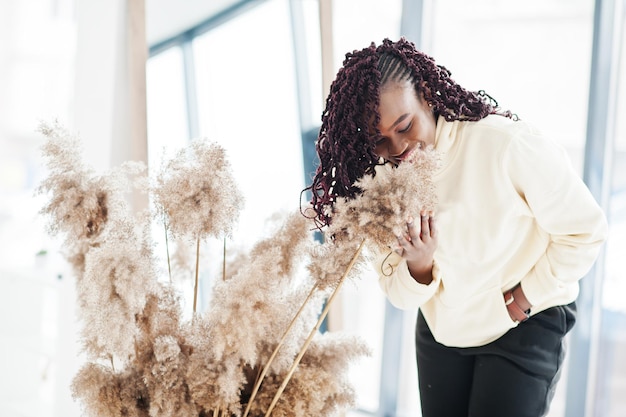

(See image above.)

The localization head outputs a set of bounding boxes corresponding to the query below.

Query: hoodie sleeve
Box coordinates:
[373,249,441,310]
[504,123,608,307]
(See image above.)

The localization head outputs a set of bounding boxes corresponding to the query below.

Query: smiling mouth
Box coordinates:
[393,141,428,162]
[394,147,415,162]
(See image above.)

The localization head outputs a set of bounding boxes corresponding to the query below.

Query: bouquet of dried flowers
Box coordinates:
[38,121,395,417]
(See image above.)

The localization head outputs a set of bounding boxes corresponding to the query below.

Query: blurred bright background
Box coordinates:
[0,0,624,416]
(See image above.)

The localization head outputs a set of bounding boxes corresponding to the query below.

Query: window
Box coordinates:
[145,1,625,415]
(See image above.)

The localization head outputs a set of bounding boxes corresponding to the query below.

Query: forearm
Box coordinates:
[375,251,439,310]
[407,260,434,285]
[504,284,532,323]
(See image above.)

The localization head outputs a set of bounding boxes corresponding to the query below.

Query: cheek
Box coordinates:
[374,143,387,157]
[416,116,436,145]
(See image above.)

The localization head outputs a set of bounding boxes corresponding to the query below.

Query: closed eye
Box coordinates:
[399,122,412,133]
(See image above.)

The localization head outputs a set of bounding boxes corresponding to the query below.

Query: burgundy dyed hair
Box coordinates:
[304,38,513,228]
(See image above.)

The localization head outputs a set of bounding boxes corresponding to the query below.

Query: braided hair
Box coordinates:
[304,38,513,228]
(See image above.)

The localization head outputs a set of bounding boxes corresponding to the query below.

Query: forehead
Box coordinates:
[380,80,417,102]
[378,81,419,122]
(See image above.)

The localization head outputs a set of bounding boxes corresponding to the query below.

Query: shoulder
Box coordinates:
[462,115,541,140]
[435,115,555,162]
[455,115,559,158]
[469,117,573,177]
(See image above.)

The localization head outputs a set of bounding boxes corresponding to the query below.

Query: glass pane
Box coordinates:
[146,46,192,312]
[340,271,386,413]
[429,0,593,172]
[332,0,402,74]
[299,0,324,128]
[597,15,626,417]
[602,16,626,315]
[192,0,304,245]
[146,46,189,174]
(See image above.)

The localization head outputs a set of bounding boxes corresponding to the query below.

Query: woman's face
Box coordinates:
[373,80,436,163]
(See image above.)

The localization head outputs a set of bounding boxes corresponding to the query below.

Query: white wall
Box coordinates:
[0,1,147,415]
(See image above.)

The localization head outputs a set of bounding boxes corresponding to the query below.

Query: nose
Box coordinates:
[387,135,406,156]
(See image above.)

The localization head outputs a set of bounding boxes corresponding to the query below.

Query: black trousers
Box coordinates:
[415,303,576,417]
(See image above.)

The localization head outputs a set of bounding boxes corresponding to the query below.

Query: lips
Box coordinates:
[395,146,415,162]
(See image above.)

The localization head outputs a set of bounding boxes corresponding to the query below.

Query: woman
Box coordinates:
[304,38,608,416]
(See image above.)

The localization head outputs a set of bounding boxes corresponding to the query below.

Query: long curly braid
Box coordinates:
[304,38,513,228]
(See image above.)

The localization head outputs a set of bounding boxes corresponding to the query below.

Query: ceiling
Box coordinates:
[145,0,243,46]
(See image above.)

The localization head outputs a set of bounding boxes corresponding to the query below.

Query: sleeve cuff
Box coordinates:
[520,256,579,308]
[378,254,440,310]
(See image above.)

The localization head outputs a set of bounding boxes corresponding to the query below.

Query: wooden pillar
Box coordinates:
[74,0,148,212]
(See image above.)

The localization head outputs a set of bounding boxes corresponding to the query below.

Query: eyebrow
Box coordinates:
[377,113,411,133]
[390,114,410,129]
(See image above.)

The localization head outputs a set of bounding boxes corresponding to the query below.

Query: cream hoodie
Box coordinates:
[375,114,608,347]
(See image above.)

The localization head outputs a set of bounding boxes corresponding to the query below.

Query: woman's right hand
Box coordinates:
[395,212,438,284]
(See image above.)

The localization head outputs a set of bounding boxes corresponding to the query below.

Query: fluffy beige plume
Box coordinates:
[78,217,157,361]
[306,238,366,291]
[249,333,370,417]
[40,122,369,417]
[142,335,197,417]
[133,286,199,416]
[203,211,316,363]
[182,211,322,414]
[136,284,184,341]
[185,336,246,416]
[330,148,440,251]
[71,363,149,417]
[153,139,244,240]
[37,121,149,275]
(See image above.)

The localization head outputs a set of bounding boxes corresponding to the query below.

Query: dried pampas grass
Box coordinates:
[329,148,440,252]
[39,122,373,417]
[153,139,243,240]
[37,120,144,275]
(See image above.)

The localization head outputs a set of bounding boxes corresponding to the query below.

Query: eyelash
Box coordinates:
[373,121,412,145]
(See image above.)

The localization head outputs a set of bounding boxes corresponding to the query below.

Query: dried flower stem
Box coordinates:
[242,282,321,417]
[222,237,226,281]
[193,237,200,314]
[163,215,172,283]
[263,239,366,417]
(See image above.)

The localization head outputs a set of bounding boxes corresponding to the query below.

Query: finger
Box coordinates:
[406,216,418,241]
[428,213,437,239]
[396,233,411,249]
[420,212,430,239]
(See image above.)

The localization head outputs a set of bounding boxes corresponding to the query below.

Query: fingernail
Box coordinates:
[407,216,414,224]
